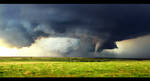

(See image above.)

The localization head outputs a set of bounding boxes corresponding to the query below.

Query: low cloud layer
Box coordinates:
[1,35,150,58]
[0,37,101,57]
[100,35,150,58]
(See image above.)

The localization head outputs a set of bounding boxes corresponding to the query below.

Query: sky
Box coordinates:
[0,4,150,58]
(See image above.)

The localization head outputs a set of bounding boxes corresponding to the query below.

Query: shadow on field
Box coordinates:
[0,57,149,62]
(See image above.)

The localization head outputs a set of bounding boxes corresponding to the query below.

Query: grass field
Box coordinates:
[0,57,150,77]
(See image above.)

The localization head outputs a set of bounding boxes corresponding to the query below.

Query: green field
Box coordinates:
[0,57,150,77]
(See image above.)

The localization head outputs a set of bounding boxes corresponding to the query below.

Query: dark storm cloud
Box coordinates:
[0,4,150,50]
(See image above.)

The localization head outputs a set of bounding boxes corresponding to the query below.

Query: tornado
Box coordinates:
[95,41,101,53]
[95,41,104,53]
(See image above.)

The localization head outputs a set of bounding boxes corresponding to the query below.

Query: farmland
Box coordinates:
[0,57,150,77]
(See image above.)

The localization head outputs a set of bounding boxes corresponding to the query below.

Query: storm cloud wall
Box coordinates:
[0,4,150,57]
